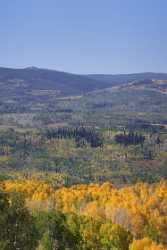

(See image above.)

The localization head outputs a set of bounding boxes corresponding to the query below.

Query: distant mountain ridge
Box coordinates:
[88,72,167,86]
[0,67,167,117]
[0,67,110,96]
[1,66,167,114]
[1,67,167,96]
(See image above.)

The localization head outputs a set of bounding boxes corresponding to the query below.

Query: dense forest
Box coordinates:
[0,124,166,249]
[0,179,167,249]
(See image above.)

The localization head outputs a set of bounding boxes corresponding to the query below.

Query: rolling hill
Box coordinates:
[1,67,167,99]
[0,66,109,96]
[1,67,167,128]
[66,78,167,113]
[88,72,167,86]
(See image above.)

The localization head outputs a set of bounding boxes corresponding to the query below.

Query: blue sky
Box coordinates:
[1,0,167,74]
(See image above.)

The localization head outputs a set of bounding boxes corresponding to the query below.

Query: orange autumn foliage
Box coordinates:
[130,238,167,250]
[0,179,167,245]
[0,179,54,200]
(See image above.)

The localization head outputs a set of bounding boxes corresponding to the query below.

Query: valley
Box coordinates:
[0,67,167,249]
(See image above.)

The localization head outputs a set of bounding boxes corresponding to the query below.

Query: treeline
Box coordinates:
[44,127,103,148]
[115,132,145,146]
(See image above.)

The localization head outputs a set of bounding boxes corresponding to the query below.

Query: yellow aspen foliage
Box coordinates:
[1,179,167,245]
[130,238,167,250]
[0,180,54,200]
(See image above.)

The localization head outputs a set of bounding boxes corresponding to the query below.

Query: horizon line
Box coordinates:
[0,65,167,76]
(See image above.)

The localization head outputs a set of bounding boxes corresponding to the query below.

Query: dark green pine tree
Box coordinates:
[0,191,38,250]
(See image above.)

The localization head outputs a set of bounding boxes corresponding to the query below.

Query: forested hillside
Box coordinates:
[0,67,167,249]
[0,123,167,249]
[0,179,167,249]
[1,68,167,130]
[88,72,167,85]
[0,66,109,96]
[0,125,167,185]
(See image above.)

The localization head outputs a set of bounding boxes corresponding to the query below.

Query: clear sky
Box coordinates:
[1,0,167,74]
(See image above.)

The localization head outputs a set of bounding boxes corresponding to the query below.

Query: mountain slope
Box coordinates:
[64,79,167,113]
[0,67,108,96]
[1,67,167,115]
[88,72,167,86]
[1,67,167,98]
